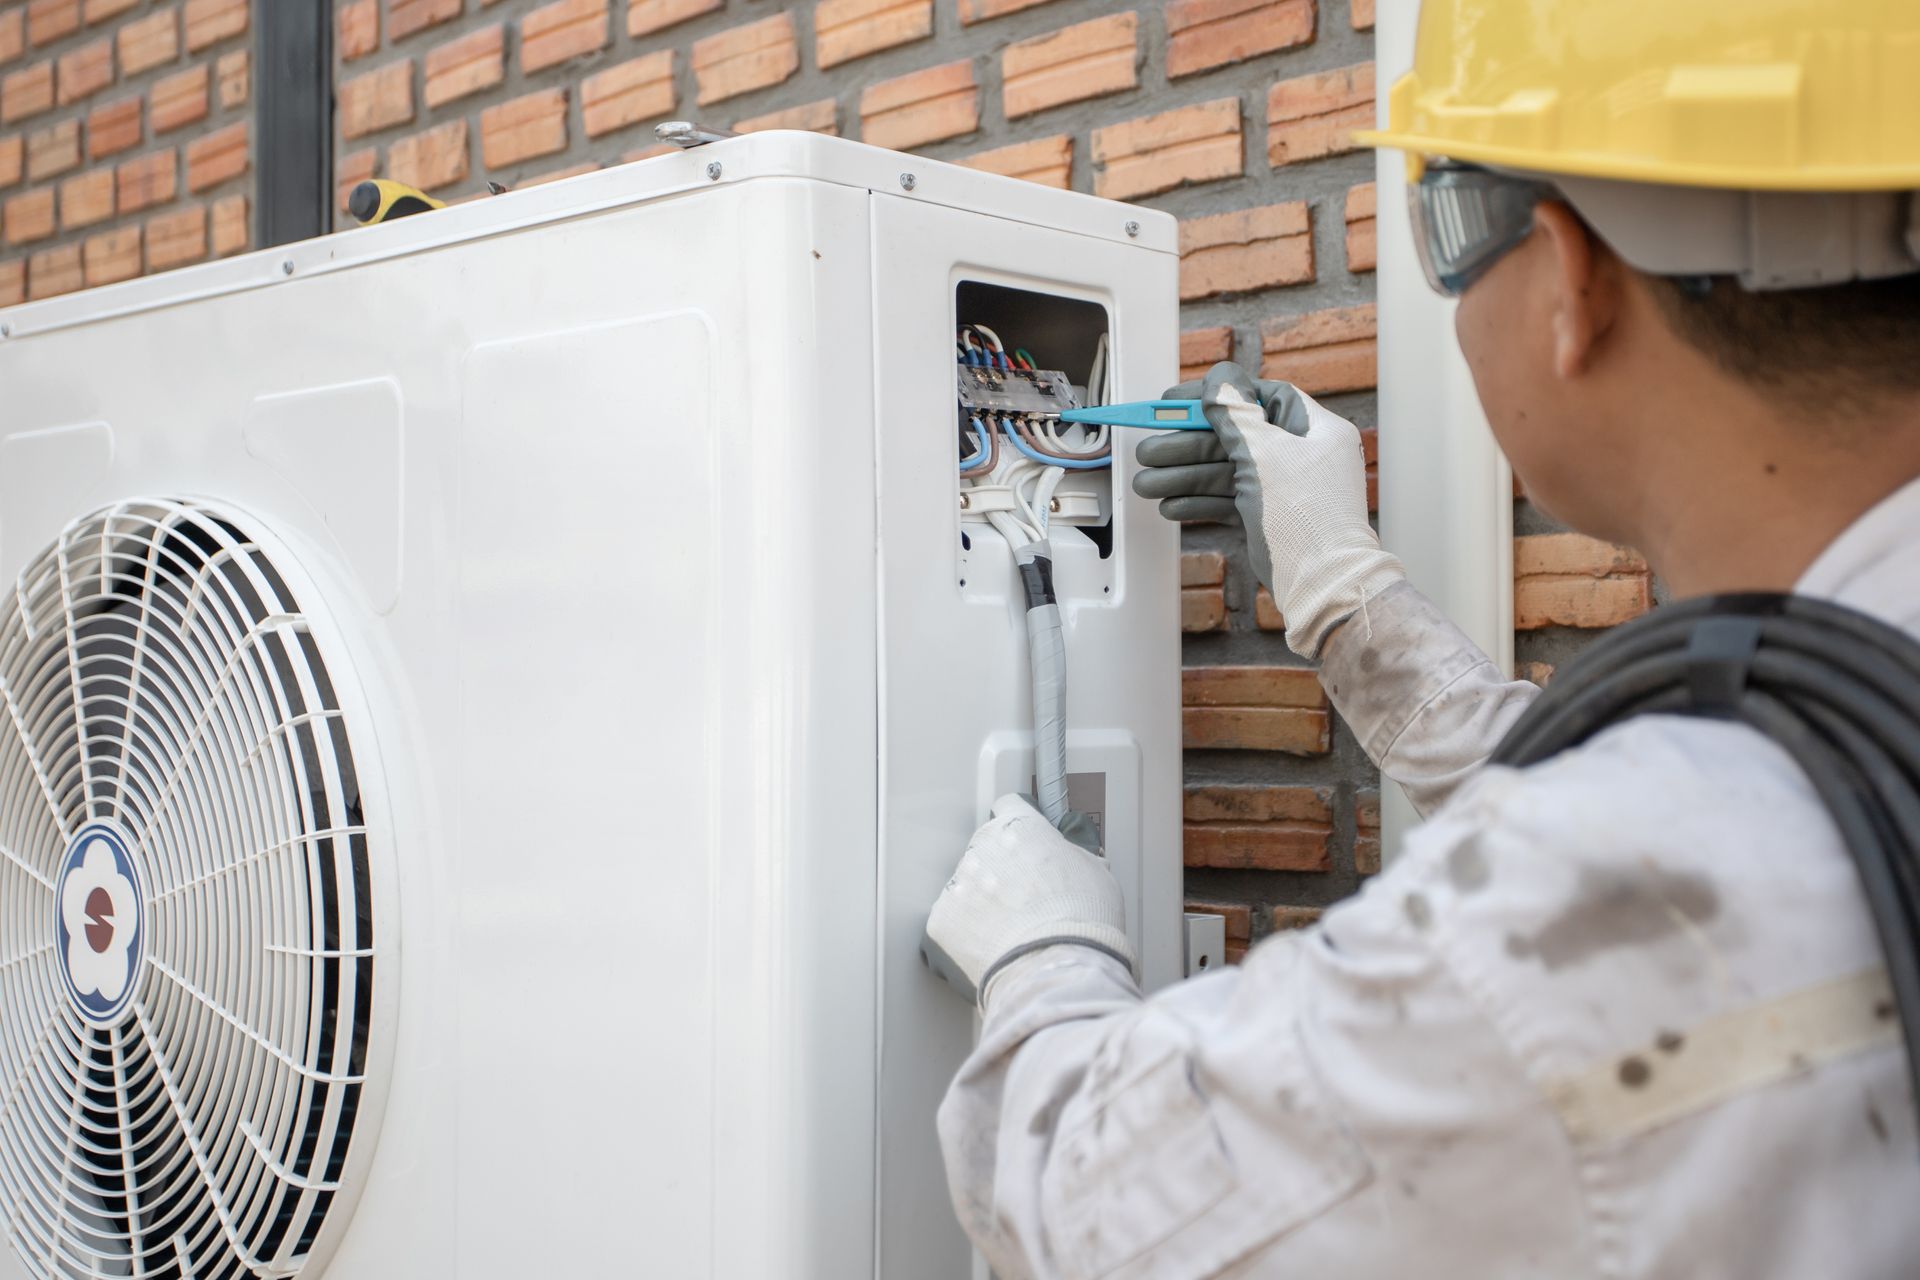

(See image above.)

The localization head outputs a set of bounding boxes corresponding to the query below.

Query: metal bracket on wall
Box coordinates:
[655,122,739,149]
[1184,912,1227,976]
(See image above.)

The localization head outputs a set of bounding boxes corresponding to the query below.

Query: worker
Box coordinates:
[926,1,1920,1274]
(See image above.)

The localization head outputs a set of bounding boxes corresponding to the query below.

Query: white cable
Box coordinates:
[1087,333,1109,406]
[971,323,1007,353]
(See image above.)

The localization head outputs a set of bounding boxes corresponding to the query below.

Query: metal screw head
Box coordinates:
[706,161,723,181]
[1124,220,1140,238]
[958,493,971,510]
[281,259,295,276]
[0,323,10,338]
[899,172,917,191]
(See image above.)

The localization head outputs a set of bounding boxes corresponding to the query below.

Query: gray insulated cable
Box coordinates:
[1490,593,1920,1137]
[1015,542,1069,825]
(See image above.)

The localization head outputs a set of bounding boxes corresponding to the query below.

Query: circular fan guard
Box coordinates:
[0,501,380,1280]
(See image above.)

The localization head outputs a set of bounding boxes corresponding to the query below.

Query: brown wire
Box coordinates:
[1012,414,1111,462]
[959,416,1001,480]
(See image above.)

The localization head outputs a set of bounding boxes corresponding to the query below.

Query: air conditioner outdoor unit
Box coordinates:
[0,132,1182,1280]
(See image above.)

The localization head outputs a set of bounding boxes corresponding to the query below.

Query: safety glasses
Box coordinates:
[1409,161,1560,297]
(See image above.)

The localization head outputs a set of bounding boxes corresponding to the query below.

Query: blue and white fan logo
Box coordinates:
[54,823,146,1027]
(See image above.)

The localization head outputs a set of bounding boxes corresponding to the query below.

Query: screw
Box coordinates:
[899,172,917,191]
[0,323,10,338]
[1124,220,1140,238]
[1049,498,1061,513]
[958,493,971,510]
[281,259,295,276]
[706,161,723,181]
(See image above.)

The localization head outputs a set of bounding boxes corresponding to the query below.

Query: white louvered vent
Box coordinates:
[0,500,381,1280]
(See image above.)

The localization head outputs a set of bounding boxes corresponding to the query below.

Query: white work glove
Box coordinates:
[923,794,1134,1009]
[1132,361,1405,657]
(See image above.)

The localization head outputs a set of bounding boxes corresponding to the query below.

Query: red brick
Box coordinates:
[1182,585,1228,633]
[183,0,245,51]
[859,59,977,151]
[580,50,673,139]
[816,0,931,70]
[1091,97,1240,200]
[118,9,178,76]
[1181,550,1225,587]
[1344,181,1375,272]
[1514,532,1648,578]
[25,117,78,180]
[1166,0,1313,78]
[1261,303,1376,394]
[210,191,245,255]
[1179,200,1311,300]
[691,12,798,107]
[88,95,141,157]
[83,0,138,24]
[1514,575,1652,630]
[2,61,55,124]
[1351,0,1374,29]
[27,241,80,297]
[150,63,208,133]
[388,0,461,43]
[339,58,414,140]
[958,133,1069,188]
[959,0,1062,21]
[56,37,112,105]
[521,0,607,74]
[116,148,175,212]
[520,159,597,186]
[1180,326,1233,381]
[619,141,674,162]
[185,119,244,191]
[82,223,138,284]
[27,0,79,47]
[480,87,567,169]
[387,117,467,190]
[1185,784,1332,871]
[337,144,377,210]
[1268,62,1373,166]
[1254,586,1284,630]
[734,97,837,135]
[424,24,503,109]
[0,12,22,66]
[0,135,19,187]
[0,258,21,305]
[58,165,112,228]
[1002,12,1135,119]
[1360,425,1377,510]
[1270,904,1323,931]
[215,48,246,107]
[627,0,719,38]
[1183,666,1329,754]
[1514,535,1651,630]
[146,202,203,269]
[339,1,379,60]
[1354,789,1380,874]
[4,187,55,243]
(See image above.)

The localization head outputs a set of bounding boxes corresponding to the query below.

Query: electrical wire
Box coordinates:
[1489,592,1920,1133]
[1005,416,1112,470]
[958,416,992,472]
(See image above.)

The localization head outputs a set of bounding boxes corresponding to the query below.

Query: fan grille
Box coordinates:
[0,501,378,1280]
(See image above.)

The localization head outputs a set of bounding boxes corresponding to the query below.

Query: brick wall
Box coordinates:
[0,0,252,305]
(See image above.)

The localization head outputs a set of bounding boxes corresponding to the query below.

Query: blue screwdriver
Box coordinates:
[1057,399,1210,431]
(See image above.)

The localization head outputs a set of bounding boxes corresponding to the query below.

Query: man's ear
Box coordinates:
[1534,201,1617,379]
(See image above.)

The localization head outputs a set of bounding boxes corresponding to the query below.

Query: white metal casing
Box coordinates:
[0,132,1182,1279]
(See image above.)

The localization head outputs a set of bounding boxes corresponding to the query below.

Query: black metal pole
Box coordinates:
[255,0,333,248]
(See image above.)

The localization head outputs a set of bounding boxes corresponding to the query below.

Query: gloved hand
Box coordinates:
[923,794,1134,1009]
[1132,361,1404,657]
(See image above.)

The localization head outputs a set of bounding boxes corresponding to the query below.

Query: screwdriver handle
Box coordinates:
[348,179,446,225]
[1058,399,1210,431]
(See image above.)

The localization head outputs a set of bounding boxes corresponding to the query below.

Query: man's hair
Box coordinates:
[1644,271,1920,414]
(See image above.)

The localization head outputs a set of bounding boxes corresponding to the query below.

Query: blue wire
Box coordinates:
[958,416,991,470]
[1001,417,1113,470]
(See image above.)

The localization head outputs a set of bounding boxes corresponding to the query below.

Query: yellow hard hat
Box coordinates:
[1356,0,1920,191]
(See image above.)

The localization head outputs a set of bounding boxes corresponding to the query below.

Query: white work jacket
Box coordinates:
[938,479,1920,1278]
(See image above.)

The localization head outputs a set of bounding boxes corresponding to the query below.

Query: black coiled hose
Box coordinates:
[1490,593,1920,1121]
